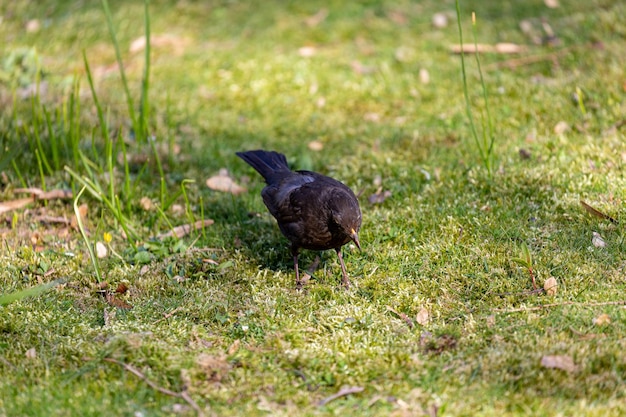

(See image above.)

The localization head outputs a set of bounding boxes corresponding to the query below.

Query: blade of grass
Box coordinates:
[0,279,65,306]
[101,0,141,142]
[73,186,102,283]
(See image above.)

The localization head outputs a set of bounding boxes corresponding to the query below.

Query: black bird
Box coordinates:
[236,150,362,288]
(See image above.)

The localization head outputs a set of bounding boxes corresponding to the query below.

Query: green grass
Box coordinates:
[2,0,626,415]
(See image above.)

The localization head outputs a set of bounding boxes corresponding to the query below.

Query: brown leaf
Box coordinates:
[196,353,231,382]
[544,277,558,296]
[158,219,215,239]
[206,172,246,195]
[541,355,577,372]
[415,307,430,326]
[0,198,33,215]
[580,200,618,224]
[140,197,154,211]
[592,313,611,326]
[115,282,129,295]
[105,293,133,309]
[308,140,324,151]
[450,43,527,54]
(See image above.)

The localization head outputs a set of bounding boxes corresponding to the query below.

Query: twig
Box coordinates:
[317,386,364,407]
[103,357,204,416]
[494,300,626,313]
[153,307,184,324]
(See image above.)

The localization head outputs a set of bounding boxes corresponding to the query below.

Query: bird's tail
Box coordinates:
[236,150,291,183]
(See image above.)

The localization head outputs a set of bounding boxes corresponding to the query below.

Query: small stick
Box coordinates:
[103,357,204,416]
[317,386,364,407]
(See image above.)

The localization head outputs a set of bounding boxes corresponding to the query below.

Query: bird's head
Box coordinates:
[330,191,362,250]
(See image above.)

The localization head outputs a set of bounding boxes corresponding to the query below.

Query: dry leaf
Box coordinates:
[227,339,241,355]
[592,232,606,248]
[105,293,133,309]
[419,68,430,84]
[26,19,40,33]
[298,46,316,57]
[308,140,324,151]
[140,197,154,211]
[25,347,37,359]
[206,173,246,195]
[96,241,108,258]
[450,43,527,54]
[580,200,618,224]
[116,282,129,294]
[592,313,611,326]
[416,307,430,326]
[158,219,215,239]
[196,353,231,382]
[554,121,569,134]
[541,355,577,372]
[486,315,496,328]
[0,198,33,215]
[544,277,558,296]
[432,13,448,29]
[544,0,559,8]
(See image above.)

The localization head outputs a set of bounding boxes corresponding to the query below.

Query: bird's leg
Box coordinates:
[292,246,303,289]
[336,248,350,289]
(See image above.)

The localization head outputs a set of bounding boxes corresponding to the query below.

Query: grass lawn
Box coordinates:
[1,0,626,415]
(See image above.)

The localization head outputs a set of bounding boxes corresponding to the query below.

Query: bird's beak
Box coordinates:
[350,228,361,251]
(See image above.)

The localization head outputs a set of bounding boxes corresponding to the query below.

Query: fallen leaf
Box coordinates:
[544,277,558,296]
[206,172,246,195]
[486,315,496,328]
[308,140,324,151]
[544,0,559,8]
[0,198,33,215]
[541,355,577,372]
[419,68,430,84]
[115,282,129,294]
[416,307,430,326]
[592,232,606,248]
[298,46,316,57]
[140,197,154,211]
[432,12,448,29]
[25,347,37,359]
[592,313,611,326]
[450,43,527,54]
[580,200,618,224]
[26,19,40,32]
[158,219,215,239]
[105,293,133,309]
[227,339,241,356]
[196,353,231,382]
[554,121,569,134]
[96,241,108,258]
